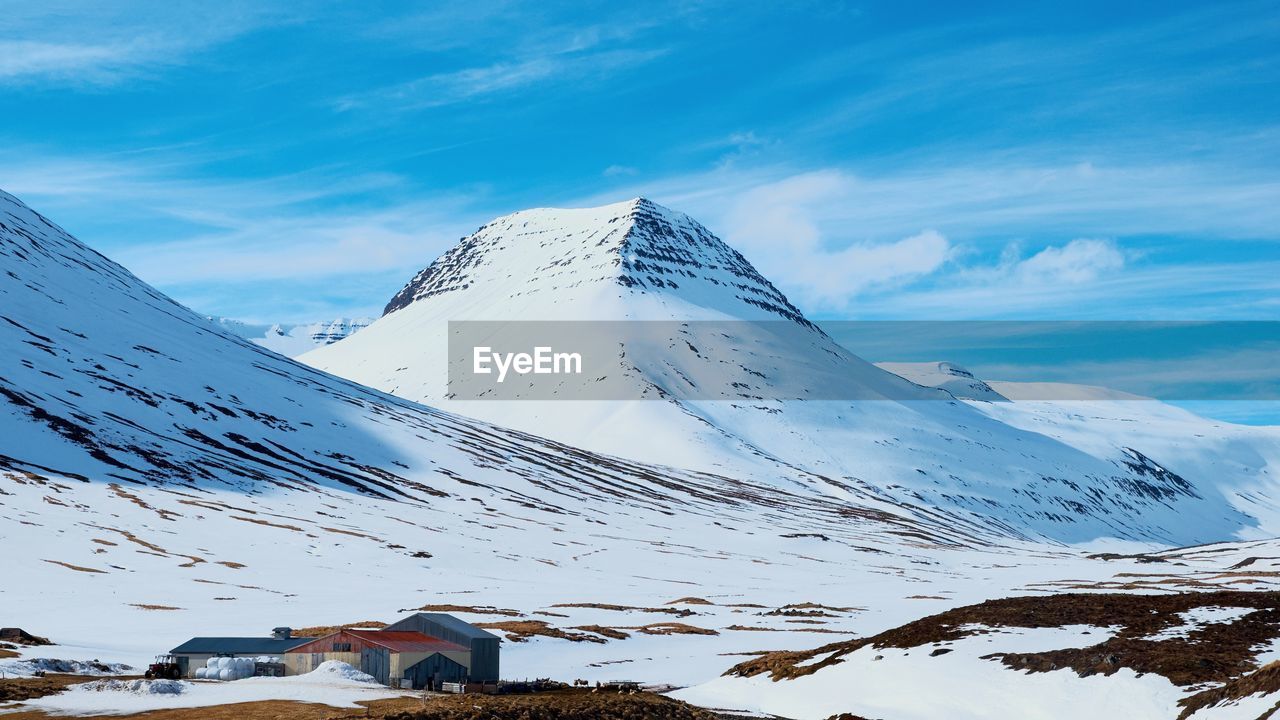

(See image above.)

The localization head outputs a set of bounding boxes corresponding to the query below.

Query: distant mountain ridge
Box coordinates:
[208,316,372,357]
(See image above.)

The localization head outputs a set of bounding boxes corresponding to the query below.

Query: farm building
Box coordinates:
[285,629,471,689]
[169,627,311,678]
[384,613,500,682]
[169,614,499,687]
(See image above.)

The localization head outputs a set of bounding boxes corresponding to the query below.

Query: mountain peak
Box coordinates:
[381,198,809,324]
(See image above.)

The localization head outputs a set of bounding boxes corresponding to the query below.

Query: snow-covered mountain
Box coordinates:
[876,361,1009,401]
[0,186,1154,697]
[305,197,1279,545]
[208,316,371,357]
[0,186,1000,683]
[6,188,1280,719]
[1,187,911,531]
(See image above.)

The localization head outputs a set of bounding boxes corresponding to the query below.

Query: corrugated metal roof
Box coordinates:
[397,613,500,641]
[170,637,313,654]
[346,630,469,653]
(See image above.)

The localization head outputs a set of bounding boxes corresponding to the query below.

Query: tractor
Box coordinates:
[144,654,182,680]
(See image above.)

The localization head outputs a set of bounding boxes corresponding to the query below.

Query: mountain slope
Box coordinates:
[875,361,1009,402]
[0,187,1152,692]
[0,187,956,539]
[877,362,1280,535]
[304,197,1273,545]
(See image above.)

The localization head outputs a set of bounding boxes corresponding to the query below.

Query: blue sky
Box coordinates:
[1,0,1277,329]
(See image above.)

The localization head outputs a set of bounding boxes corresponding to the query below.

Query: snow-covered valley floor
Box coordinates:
[7,474,1280,719]
[11,662,404,716]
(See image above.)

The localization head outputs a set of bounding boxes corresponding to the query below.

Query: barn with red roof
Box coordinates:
[285,614,497,689]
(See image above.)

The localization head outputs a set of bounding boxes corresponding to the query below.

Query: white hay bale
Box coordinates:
[218,668,234,681]
[194,667,207,679]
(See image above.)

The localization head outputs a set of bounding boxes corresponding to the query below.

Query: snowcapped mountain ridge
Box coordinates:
[0,188,853,518]
[383,197,812,324]
[2,187,1131,688]
[306,197,1280,546]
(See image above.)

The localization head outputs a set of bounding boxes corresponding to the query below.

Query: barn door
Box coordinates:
[360,647,390,686]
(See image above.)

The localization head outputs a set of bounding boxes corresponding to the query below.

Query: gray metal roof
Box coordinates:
[399,613,500,641]
[170,637,312,654]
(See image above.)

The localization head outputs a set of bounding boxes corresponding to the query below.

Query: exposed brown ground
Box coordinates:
[730,590,1280,687]
[107,483,180,521]
[473,621,607,643]
[0,674,120,703]
[411,604,523,617]
[0,697,417,720]
[1176,660,1280,719]
[230,516,306,533]
[550,603,697,618]
[768,603,857,614]
[629,623,718,637]
[41,559,106,573]
[1,690,725,720]
[291,621,386,637]
[572,625,631,640]
[724,625,847,634]
[381,689,718,720]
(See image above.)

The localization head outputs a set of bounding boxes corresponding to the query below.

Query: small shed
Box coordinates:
[285,629,470,689]
[383,613,500,682]
[169,632,313,678]
[1,628,47,645]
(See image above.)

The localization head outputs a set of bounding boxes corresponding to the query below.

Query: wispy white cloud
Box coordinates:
[584,157,1278,317]
[718,171,952,307]
[0,2,293,86]
[0,40,149,83]
[1008,239,1125,285]
[336,48,667,112]
[0,149,485,291]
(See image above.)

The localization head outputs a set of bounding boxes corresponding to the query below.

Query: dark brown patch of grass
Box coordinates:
[1176,661,1280,719]
[729,590,1280,687]
[571,625,631,640]
[381,689,717,720]
[0,674,107,702]
[41,559,105,573]
[291,621,385,637]
[551,603,696,618]
[473,621,606,643]
[413,604,523,617]
[629,623,718,637]
[231,515,304,532]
